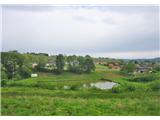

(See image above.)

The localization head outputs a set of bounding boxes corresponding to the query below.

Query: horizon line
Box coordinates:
[1,50,159,60]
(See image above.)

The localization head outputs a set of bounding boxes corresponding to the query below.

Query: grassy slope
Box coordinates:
[1,64,160,115]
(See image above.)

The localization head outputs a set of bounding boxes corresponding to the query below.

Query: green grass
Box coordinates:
[6,71,106,90]
[1,66,160,116]
[2,95,160,116]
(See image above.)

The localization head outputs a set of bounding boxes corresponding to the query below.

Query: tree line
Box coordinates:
[1,51,95,85]
[56,54,95,74]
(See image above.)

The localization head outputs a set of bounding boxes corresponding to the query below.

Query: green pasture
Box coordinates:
[1,64,160,115]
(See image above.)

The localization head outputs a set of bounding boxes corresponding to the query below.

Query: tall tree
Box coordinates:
[55,54,65,74]
[122,62,136,74]
[83,55,95,73]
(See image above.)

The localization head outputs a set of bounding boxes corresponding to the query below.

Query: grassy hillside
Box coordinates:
[1,64,160,115]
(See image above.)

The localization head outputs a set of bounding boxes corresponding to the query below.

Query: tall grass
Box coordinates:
[1,70,160,115]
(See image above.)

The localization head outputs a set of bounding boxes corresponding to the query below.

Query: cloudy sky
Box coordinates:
[1,5,159,59]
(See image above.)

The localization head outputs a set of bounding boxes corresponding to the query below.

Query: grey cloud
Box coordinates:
[103,18,116,24]
[2,5,56,12]
[73,15,97,23]
[1,5,159,58]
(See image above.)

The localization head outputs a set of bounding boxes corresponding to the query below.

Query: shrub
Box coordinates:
[35,82,57,90]
[150,81,160,91]
[129,75,157,83]
[14,74,22,80]
[70,84,80,90]
[125,84,136,92]
[112,86,123,93]
[1,70,8,80]
[1,80,7,87]
[112,83,137,93]
[19,65,32,78]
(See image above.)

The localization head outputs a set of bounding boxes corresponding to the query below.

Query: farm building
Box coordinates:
[136,66,152,73]
[32,63,38,68]
[107,63,121,70]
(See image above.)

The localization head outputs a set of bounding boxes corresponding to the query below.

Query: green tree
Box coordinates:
[122,62,136,74]
[1,52,25,79]
[55,54,65,74]
[1,64,8,86]
[67,55,95,74]
[76,56,85,73]
[19,65,32,78]
[67,55,80,73]
[67,55,74,72]
[83,55,95,73]
[5,60,18,79]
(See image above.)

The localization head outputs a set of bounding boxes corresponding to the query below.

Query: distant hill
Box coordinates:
[132,57,160,62]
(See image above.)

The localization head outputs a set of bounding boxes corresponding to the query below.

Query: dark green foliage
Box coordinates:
[1,51,96,81]
[111,86,123,93]
[149,81,160,91]
[83,55,95,73]
[67,55,79,73]
[1,80,7,87]
[121,62,136,74]
[1,64,8,79]
[19,65,32,78]
[4,60,19,79]
[1,71,8,87]
[13,74,22,80]
[129,75,157,83]
[1,52,31,80]
[1,51,24,67]
[70,84,80,90]
[56,54,65,74]
[125,84,136,92]
[67,55,95,74]
[153,64,160,72]
[1,52,22,79]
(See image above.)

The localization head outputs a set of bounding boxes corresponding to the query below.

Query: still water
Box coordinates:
[63,81,118,90]
[90,81,118,90]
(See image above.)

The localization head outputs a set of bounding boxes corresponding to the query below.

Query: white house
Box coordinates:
[31,73,38,77]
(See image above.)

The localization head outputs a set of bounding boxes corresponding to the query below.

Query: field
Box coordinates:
[1,65,160,116]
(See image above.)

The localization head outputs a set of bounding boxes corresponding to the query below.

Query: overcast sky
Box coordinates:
[1,5,159,59]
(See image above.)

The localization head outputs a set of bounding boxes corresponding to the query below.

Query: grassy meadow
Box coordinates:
[1,64,160,116]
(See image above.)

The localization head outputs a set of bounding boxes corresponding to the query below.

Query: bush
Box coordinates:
[125,84,136,92]
[1,70,8,80]
[13,74,22,80]
[70,85,80,90]
[19,65,32,78]
[129,75,157,83]
[149,81,160,91]
[1,80,7,87]
[112,86,123,93]
[35,82,56,90]
[112,84,137,93]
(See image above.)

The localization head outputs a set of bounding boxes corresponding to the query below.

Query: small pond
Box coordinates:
[63,81,118,90]
[89,81,118,90]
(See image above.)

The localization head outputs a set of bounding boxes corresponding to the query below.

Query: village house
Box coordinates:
[136,66,153,73]
[97,62,107,65]
[32,63,38,68]
[107,63,121,70]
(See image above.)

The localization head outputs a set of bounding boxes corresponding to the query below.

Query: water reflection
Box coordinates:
[63,81,118,90]
[90,81,118,90]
